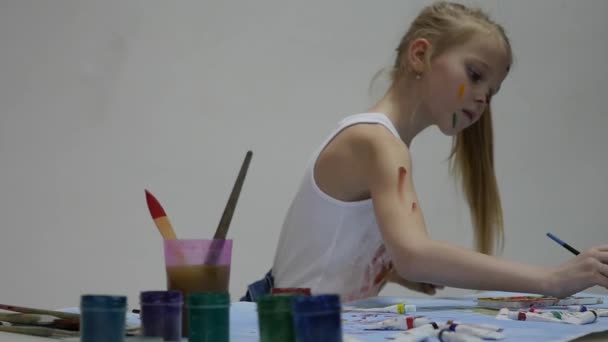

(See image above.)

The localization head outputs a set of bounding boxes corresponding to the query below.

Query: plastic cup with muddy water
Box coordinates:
[163,239,232,337]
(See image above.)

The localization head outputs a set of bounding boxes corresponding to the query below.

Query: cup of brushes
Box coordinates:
[145,150,253,339]
[0,151,252,342]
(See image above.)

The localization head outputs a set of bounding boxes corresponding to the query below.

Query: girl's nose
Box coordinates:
[475,92,490,104]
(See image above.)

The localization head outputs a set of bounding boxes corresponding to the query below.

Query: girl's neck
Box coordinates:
[368,79,432,147]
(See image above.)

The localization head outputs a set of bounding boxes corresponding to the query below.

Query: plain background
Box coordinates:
[1,0,607,310]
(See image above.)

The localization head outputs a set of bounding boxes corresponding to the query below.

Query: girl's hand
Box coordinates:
[388,269,444,295]
[546,245,608,298]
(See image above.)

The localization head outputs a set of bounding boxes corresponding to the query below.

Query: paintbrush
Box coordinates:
[0,325,79,338]
[205,150,253,263]
[214,150,253,239]
[145,189,178,239]
[0,313,79,330]
[546,232,580,255]
[0,304,79,321]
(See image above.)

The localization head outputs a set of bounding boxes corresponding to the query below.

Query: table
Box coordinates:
[1,292,606,341]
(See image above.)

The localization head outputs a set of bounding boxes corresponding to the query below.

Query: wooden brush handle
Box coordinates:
[0,325,78,338]
[0,313,42,325]
[213,150,253,239]
[0,305,79,320]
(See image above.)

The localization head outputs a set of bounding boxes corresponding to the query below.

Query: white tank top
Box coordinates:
[271,112,402,302]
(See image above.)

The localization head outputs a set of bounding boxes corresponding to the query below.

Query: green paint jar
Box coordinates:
[187,292,230,342]
[257,295,296,342]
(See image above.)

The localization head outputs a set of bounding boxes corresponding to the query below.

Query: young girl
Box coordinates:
[241,1,608,302]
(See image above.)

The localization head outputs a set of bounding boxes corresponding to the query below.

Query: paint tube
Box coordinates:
[556,297,604,306]
[444,323,506,340]
[438,329,484,342]
[391,323,439,342]
[567,306,608,317]
[527,308,597,324]
[560,311,598,324]
[567,305,588,312]
[497,308,561,323]
[343,335,363,342]
[363,316,431,330]
[446,320,503,332]
[498,308,597,325]
[349,303,416,314]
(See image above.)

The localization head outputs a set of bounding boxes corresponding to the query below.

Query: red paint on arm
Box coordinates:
[398,166,407,202]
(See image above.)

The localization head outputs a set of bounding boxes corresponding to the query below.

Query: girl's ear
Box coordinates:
[407,38,431,75]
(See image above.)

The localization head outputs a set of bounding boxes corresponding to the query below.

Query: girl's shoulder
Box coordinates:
[314,122,410,202]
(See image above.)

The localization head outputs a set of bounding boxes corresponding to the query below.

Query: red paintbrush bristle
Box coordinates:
[145,189,167,219]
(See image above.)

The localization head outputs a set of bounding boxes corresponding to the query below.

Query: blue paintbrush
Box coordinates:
[546,232,580,255]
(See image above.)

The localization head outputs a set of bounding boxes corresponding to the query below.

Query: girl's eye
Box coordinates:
[467,67,483,83]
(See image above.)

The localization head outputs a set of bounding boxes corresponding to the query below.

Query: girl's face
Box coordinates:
[422,32,511,135]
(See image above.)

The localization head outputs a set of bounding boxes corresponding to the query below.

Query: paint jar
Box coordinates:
[140,290,182,341]
[80,295,127,342]
[257,295,296,342]
[271,287,311,296]
[164,239,232,336]
[187,292,230,342]
[292,294,342,342]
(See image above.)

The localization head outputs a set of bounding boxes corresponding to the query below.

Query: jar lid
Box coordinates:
[187,292,230,306]
[257,295,296,313]
[271,288,311,296]
[81,295,127,309]
[140,290,183,304]
[292,294,340,314]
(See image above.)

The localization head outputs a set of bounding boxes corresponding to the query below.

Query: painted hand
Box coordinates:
[387,269,444,295]
[546,245,608,298]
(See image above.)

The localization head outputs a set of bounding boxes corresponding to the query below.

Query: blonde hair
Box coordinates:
[393,1,512,255]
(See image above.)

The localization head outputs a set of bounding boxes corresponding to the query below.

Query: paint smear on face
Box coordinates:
[398,166,407,202]
[452,113,457,128]
[458,84,465,100]
[412,201,417,211]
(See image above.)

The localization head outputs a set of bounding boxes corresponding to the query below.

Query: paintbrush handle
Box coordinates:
[213,150,253,239]
[0,304,79,320]
[0,314,80,331]
[0,325,79,338]
[0,313,51,325]
[154,216,177,239]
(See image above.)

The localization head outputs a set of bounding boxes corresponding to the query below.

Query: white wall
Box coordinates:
[0,0,606,309]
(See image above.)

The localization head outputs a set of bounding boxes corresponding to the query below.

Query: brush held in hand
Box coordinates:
[206,150,253,263]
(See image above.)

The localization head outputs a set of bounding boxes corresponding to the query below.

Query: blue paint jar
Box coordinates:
[140,290,182,341]
[292,294,342,342]
[80,295,127,342]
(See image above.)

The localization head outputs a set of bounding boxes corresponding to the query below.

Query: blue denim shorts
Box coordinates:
[240,269,274,302]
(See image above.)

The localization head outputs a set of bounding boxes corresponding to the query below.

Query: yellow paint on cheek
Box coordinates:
[458,84,465,100]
